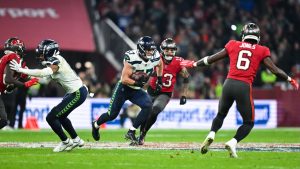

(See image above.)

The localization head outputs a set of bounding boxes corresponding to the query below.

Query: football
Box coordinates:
[130,72,149,81]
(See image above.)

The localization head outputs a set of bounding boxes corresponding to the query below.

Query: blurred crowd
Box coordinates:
[14,0,299,100]
[95,0,300,99]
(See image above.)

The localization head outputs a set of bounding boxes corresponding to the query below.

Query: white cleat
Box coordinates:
[200,132,215,154]
[225,139,238,158]
[65,138,85,151]
[53,138,73,152]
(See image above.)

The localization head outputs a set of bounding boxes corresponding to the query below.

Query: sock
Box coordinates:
[130,126,136,131]
[94,121,99,129]
[207,131,215,139]
[63,138,70,143]
[73,136,80,142]
[227,138,237,145]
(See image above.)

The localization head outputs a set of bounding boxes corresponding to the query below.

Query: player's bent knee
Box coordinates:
[46,113,56,123]
[244,121,254,128]
[0,119,7,129]
[152,105,163,115]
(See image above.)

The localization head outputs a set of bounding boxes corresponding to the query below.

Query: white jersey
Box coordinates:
[46,55,83,93]
[123,49,161,89]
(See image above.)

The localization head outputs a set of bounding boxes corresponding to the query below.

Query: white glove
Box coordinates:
[9,59,22,72]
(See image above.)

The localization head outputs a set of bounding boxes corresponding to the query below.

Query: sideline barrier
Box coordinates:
[22,98,277,129]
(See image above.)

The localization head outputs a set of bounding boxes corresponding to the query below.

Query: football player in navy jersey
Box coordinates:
[92,36,163,145]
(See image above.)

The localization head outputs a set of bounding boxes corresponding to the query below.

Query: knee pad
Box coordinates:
[0,119,7,129]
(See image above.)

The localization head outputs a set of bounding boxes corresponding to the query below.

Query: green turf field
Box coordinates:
[0,128,299,169]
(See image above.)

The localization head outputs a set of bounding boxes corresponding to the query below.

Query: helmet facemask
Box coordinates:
[137,36,156,61]
[160,38,177,63]
[241,23,261,44]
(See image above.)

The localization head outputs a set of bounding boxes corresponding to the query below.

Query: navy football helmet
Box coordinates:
[160,38,177,63]
[137,36,156,60]
[4,37,26,56]
[241,23,260,44]
[36,39,59,61]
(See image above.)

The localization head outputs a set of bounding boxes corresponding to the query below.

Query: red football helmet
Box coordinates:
[4,37,26,56]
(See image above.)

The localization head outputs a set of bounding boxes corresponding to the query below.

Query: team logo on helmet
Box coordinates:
[4,37,26,56]
[241,23,260,43]
[137,36,156,61]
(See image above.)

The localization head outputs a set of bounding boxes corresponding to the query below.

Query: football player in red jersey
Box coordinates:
[181,23,299,158]
[0,37,39,129]
[137,38,190,145]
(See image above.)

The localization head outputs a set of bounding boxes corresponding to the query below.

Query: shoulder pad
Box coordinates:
[45,57,60,65]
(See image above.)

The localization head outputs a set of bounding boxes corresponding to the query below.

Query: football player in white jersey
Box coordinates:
[9,39,89,152]
[92,36,163,145]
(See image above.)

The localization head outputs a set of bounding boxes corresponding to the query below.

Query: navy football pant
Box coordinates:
[46,86,88,141]
[96,82,152,129]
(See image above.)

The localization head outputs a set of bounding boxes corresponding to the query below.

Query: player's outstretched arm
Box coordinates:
[180,49,228,68]
[9,59,56,77]
[4,65,24,87]
[263,57,299,90]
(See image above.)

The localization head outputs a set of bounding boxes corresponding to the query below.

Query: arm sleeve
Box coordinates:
[18,67,53,77]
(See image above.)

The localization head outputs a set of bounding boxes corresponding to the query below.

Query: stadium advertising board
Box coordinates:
[0,0,95,52]
[22,98,277,129]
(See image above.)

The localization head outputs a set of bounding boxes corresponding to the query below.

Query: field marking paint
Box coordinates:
[0,142,299,152]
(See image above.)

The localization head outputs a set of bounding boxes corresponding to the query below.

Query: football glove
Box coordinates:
[180,60,196,68]
[179,96,187,105]
[290,79,299,90]
[154,76,162,94]
[24,78,39,88]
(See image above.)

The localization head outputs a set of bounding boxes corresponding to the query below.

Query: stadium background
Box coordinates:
[0,0,299,128]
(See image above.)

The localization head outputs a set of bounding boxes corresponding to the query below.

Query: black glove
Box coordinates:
[155,76,162,94]
[134,80,146,87]
[179,96,187,105]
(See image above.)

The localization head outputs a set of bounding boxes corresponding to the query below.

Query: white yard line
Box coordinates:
[0,142,299,152]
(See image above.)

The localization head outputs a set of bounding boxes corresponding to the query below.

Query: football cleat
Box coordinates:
[200,132,215,154]
[137,132,146,145]
[65,138,85,151]
[225,139,238,158]
[125,130,138,146]
[91,121,100,141]
[53,138,73,152]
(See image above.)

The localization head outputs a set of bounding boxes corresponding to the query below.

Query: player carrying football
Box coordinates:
[138,38,190,145]
[0,37,38,129]
[181,23,299,158]
[91,36,163,145]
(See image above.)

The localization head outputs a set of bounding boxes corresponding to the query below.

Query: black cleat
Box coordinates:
[138,132,146,145]
[91,121,100,141]
[125,130,138,146]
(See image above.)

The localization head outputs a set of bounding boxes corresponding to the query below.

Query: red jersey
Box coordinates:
[149,55,184,93]
[225,40,270,84]
[0,53,21,93]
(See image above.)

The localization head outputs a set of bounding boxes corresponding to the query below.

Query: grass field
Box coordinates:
[0,128,300,169]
